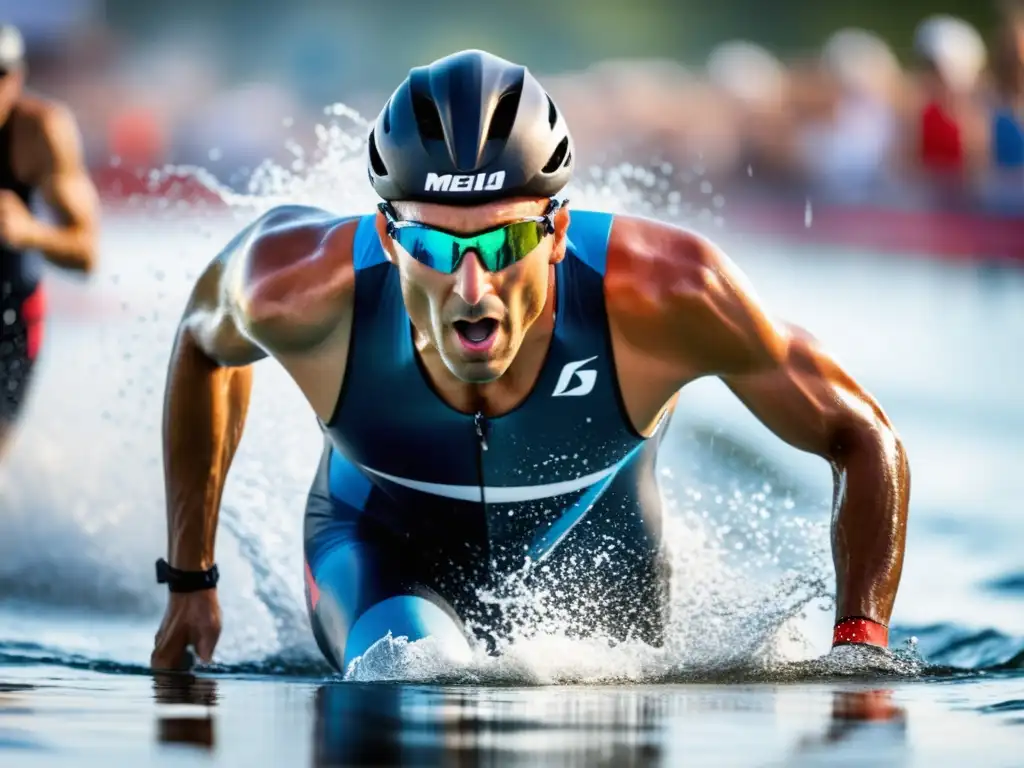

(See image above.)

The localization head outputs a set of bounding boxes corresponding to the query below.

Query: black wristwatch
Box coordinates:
[155,558,220,593]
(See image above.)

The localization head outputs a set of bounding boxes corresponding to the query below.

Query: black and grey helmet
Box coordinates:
[367,49,574,205]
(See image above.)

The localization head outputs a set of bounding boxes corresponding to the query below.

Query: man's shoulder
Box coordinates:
[13,94,77,142]
[602,213,781,380]
[239,205,363,283]
[246,205,361,251]
[11,95,81,176]
[604,213,726,298]
[14,92,62,123]
[570,210,719,264]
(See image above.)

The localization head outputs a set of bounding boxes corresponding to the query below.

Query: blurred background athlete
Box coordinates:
[0,23,100,461]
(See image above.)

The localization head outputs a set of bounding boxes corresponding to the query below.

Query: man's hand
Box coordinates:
[151,590,222,671]
[0,190,39,250]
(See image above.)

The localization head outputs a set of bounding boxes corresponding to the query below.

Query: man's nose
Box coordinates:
[452,252,494,306]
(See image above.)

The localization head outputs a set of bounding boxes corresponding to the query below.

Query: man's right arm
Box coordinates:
[153,206,340,670]
[152,218,267,670]
[162,204,343,572]
[162,238,266,573]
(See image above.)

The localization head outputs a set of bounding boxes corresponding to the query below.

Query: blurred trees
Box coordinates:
[101,0,1003,88]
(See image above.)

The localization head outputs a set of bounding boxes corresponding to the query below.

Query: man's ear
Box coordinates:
[374,209,395,264]
[550,206,571,265]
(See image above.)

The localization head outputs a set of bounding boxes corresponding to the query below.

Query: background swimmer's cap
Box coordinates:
[367,49,574,205]
[0,25,25,71]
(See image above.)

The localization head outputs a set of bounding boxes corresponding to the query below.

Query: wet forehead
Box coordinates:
[393,198,548,233]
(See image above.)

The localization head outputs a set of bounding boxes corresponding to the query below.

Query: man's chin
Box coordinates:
[446,357,509,384]
[441,328,515,383]
[441,343,513,383]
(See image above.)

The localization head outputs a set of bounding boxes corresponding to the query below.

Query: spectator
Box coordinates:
[910,15,989,183]
[706,40,792,187]
[794,29,904,203]
[990,3,1024,171]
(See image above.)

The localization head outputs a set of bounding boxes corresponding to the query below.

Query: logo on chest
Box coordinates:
[552,356,598,397]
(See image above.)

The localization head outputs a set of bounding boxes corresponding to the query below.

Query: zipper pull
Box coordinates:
[474,411,489,451]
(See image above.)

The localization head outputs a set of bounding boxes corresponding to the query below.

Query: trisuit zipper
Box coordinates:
[473,410,489,514]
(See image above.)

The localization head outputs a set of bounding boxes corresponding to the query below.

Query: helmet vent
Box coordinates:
[382,99,392,134]
[412,92,445,141]
[487,87,521,141]
[547,96,557,128]
[368,130,388,176]
[541,137,569,174]
[563,150,572,168]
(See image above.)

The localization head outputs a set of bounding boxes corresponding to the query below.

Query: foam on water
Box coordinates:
[0,104,1014,684]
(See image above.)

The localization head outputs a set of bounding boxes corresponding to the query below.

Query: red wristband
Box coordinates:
[832,617,888,648]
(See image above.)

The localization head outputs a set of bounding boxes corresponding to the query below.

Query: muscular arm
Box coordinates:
[611,218,909,628]
[162,224,266,571]
[721,327,910,625]
[162,205,347,571]
[693,243,909,626]
[25,104,100,272]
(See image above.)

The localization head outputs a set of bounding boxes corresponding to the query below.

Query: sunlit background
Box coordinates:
[2,1,1024,764]
[8,0,1024,249]
[6,0,1024,665]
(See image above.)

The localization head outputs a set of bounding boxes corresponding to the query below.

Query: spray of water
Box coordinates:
[0,105,921,683]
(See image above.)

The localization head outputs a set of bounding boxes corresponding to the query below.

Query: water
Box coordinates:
[1,115,1023,764]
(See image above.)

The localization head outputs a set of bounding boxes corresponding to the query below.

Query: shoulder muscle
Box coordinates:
[184,205,345,364]
[605,215,786,380]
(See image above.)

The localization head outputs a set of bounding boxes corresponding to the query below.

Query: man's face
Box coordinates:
[376,197,570,384]
[0,67,23,123]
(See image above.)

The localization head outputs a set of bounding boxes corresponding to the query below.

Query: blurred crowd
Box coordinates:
[14,5,1024,215]
[548,8,1024,214]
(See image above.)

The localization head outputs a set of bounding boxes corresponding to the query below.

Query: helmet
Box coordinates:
[0,25,25,71]
[367,49,574,205]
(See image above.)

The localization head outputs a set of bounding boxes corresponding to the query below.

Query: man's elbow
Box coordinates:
[51,223,98,274]
[831,411,909,479]
[76,229,99,274]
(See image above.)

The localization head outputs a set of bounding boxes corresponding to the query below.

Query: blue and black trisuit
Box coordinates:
[303,210,671,671]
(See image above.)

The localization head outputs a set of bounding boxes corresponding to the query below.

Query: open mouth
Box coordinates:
[453,318,499,352]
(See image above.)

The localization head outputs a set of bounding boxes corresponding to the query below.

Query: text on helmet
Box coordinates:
[424,171,506,193]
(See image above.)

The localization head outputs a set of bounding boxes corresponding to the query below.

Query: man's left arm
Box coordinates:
[646,228,910,648]
[25,105,100,272]
[721,324,910,645]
